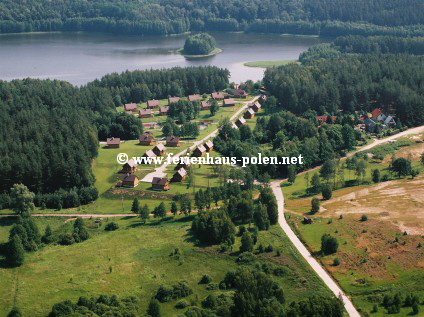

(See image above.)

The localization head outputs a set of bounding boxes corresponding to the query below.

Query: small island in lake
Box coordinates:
[178,33,222,57]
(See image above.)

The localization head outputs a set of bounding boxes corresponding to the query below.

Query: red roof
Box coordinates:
[371,108,382,119]
[107,137,120,145]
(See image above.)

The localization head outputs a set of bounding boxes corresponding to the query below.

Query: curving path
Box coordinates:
[270,180,361,317]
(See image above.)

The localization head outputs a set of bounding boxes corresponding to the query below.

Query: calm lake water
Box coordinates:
[0,32,321,86]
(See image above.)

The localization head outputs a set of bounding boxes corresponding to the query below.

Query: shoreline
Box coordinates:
[176,47,222,58]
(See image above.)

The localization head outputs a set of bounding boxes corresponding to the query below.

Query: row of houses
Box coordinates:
[234,101,262,128]
[124,90,245,114]
[362,108,396,132]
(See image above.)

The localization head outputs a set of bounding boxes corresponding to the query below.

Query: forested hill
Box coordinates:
[1,0,424,36]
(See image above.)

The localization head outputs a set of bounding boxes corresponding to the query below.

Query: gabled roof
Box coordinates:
[123,174,138,182]
[246,108,255,115]
[233,89,247,96]
[211,92,224,99]
[175,168,187,177]
[195,144,206,153]
[144,149,157,158]
[125,159,137,168]
[168,97,180,104]
[236,117,246,125]
[154,143,166,151]
[223,98,235,105]
[252,101,261,109]
[201,101,211,109]
[188,95,200,101]
[384,115,395,124]
[139,132,154,142]
[152,177,168,185]
[371,108,383,119]
[147,100,160,108]
[166,136,180,143]
[204,140,213,149]
[107,137,120,145]
[159,106,169,113]
[124,103,137,111]
[138,109,152,116]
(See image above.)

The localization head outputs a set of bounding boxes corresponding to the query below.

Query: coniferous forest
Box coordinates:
[0,0,424,36]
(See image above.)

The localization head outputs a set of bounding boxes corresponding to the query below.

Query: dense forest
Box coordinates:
[0,0,423,36]
[264,54,424,126]
[90,66,229,106]
[0,66,229,208]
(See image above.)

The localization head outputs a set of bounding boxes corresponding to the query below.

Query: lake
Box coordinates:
[0,32,321,86]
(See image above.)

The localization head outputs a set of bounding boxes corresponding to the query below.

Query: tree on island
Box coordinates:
[183,33,217,55]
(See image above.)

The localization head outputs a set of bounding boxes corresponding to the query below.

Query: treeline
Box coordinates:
[1,0,424,37]
[6,215,90,267]
[334,35,424,55]
[300,36,424,64]
[89,66,229,105]
[264,55,424,127]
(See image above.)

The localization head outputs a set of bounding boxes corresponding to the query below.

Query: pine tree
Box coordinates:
[140,204,150,224]
[131,198,140,214]
[171,201,178,216]
[8,235,25,267]
[148,298,161,317]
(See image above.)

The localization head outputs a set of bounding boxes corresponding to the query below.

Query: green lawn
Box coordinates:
[0,216,330,317]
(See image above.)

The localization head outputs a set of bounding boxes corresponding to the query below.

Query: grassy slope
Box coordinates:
[0,216,330,316]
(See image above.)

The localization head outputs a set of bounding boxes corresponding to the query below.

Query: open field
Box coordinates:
[283,138,424,316]
[243,60,298,68]
[0,216,330,317]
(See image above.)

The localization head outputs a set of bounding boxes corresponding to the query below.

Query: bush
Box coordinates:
[199,274,212,284]
[333,258,340,266]
[175,300,188,309]
[361,214,368,222]
[105,222,119,231]
[321,234,339,255]
[311,197,320,214]
[59,234,75,245]
[155,282,192,302]
[321,184,332,200]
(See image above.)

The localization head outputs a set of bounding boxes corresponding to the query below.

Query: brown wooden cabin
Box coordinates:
[147,100,160,109]
[120,159,137,174]
[201,101,211,110]
[251,101,262,112]
[235,117,246,128]
[138,109,153,118]
[168,97,180,105]
[107,137,120,148]
[159,106,169,116]
[233,89,248,98]
[152,143,166,156]
[188,94,200,102]
[142,150,157,162]
[244,108,255,119]
[211,92,224,100]
[166,136,181,147]
[121,174,139,188]
[222,98,236,107]
[124,103,137,112]
[151,177,170,191]
[171,168,187,182]
[175,157,191,170]
[139,132,155,146]
[204,140,214,152]
[192,144,207,157]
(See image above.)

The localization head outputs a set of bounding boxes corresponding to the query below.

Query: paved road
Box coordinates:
[270,180,361,317]
[140,96,260,183]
